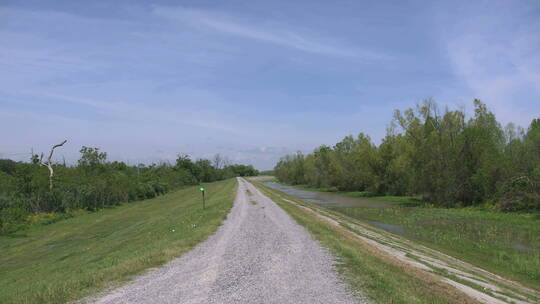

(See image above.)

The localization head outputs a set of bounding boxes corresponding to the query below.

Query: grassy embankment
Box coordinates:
[0,178,237,304]
[254,182,478,304]
[333,204,540,290]
[274,182,540,290]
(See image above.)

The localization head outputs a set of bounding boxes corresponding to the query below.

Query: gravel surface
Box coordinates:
[92,178,363,304]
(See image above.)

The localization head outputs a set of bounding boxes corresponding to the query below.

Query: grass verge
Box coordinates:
[0,178,237,304]
[254,182,480,304]
[265,181,540,290]
[332,205,540,290]
[293,183,421,204]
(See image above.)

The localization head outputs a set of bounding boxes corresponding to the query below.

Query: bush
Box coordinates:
[136,182,156,200]
[497,176,540,211]
[0,195,28,233]
[0,151,254,233]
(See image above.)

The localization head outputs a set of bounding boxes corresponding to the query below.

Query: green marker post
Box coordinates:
[199,187,206,209]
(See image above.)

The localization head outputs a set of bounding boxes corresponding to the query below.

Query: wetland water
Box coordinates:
[262,181,410,236]
[262,182,395,208]
[262,182,537,252]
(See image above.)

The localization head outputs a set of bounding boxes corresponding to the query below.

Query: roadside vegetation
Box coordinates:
[258,170,275,176]
[295,183,422,203]
[267,175,540,289]
[0,148,257,233]
[255,183,479,304]
[272,98,540,290]
[274,99,540,211]
[0,178,236,304]
[333,205,540,289]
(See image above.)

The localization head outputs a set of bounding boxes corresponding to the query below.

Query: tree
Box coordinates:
[78,146,107,169]
[175,154,201,182]
[274,98,538,210]
[39,140,67,190]
[213,154,223,170]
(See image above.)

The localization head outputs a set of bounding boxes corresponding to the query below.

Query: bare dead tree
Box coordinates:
[213,153,223,169]
[39,140,67,190]
[222,156,231,168]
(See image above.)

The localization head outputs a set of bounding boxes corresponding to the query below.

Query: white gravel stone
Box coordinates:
[91,178,365,304]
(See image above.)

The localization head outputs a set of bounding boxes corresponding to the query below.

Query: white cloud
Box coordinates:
[36,92,248,135]
[443,2,540,126]
[153,6,391,60]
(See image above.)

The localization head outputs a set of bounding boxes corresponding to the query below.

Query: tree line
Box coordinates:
[0,148,258,232]
[274,99,540,211]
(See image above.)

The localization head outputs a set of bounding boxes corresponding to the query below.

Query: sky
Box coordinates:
[1,0,539,170]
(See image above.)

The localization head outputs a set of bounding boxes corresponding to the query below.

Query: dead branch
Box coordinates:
[39,140,67,190]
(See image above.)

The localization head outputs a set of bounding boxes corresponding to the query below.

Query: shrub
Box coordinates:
[0,151,253,233]
[497,176,540,211]
[0,195,28,233]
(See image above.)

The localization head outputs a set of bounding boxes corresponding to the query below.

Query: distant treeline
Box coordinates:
[275,99,540,211]
[258,170,275,176]
[0,148,257,232]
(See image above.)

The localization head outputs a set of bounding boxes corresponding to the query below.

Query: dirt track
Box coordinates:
[91,178,363,304]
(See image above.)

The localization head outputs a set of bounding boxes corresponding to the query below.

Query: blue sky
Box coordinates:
[1,0,539,169]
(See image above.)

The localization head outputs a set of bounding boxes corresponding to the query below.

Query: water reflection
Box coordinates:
[262,182,540,253]
[262,182,413,238]
[511,243,534,252]
[262,182,394,208]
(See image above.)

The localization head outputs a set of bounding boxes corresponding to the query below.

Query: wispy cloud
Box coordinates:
[153,6,390,60]
[4,1,538,169]
[442,2,540,126]
[42,92,248,134]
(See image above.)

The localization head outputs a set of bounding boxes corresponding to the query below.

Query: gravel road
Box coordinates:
[92,178,363,304]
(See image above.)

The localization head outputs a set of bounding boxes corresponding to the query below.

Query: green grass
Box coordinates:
[332,205,540,290]
[269,181,540,290]
[254,183,471,304]
[253,176,278,182]
[295,184,341,193]
[0,178,237,304]
[370,195,423,205]
[294,184,421,203]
